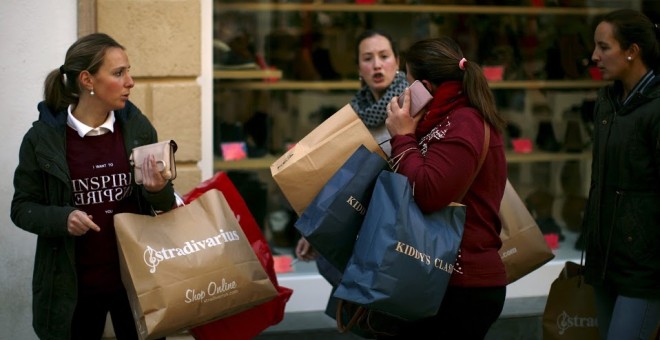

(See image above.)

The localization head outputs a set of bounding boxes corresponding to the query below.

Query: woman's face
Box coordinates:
[357,34,399,100]
[89,47,135,111]
[592,21,630,81]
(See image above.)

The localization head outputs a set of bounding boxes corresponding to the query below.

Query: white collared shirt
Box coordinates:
[66,104,116,137]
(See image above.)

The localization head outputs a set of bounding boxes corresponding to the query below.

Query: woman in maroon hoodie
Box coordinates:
[384,36,508,339]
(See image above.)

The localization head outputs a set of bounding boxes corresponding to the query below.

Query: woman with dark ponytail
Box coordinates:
[584,8,660,339]
[11,33,174,339]
[383,36,508,339]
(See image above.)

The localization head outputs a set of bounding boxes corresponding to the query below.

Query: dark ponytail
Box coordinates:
[406,37,506,133]
[44,33,124,112]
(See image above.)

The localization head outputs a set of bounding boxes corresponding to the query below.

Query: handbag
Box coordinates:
[114,189,278,340]
[333,171,466,326]
[270,104,386,216]
[180,172,293,340]
[294,144,389,272]
[130,140,178,184]
[499,178,555,284]
[476,121,555,284]
[542,261,599,340]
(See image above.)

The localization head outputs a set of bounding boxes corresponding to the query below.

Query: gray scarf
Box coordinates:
[350,71,408,128]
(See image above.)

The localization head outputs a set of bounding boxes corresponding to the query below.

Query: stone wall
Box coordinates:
[97,0,203,194]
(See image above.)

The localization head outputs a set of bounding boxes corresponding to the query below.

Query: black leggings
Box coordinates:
[377,285,506,340]
[71,289,165,340]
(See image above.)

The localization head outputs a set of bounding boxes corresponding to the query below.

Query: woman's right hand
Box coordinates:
[67,210,101,236]
[386,87,422,137]
[295,237,318,262]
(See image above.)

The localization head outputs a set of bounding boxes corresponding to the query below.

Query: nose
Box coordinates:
[126,73,135,88]
[373,57,383,69]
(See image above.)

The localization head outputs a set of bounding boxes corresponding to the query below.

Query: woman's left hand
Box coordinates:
[386,87,423,137]
[140,154,169,193]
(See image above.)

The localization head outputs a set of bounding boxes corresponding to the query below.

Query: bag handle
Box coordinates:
[457,119,490,202]
[336,299,367,334]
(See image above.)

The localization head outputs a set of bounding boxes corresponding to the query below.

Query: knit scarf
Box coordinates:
[351,71,408,127]
[416,81,469,138]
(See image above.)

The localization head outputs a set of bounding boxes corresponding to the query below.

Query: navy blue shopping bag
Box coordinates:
[294,144,389,272]
[333,171,465,321]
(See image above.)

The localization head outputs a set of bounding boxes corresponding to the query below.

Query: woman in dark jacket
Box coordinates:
[585,9,660,340]
[11,33,175,339]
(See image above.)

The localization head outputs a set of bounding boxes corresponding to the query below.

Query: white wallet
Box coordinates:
[130,140,178,184]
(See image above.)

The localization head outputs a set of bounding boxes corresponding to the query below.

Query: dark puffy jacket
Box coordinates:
[583,77,660,299]
[10,101,175,339]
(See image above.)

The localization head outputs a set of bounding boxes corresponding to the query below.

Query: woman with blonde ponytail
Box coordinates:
[11,33,173,340]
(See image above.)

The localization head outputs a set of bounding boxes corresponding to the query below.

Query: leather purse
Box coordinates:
[130,140,178,184]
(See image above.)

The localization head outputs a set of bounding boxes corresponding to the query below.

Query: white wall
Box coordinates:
[0,1,77,338]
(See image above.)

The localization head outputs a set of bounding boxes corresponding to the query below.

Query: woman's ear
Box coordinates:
[629,43,641,59]
[79,70,94,92]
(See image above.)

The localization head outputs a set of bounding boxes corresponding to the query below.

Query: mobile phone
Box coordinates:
[398,80,433,117]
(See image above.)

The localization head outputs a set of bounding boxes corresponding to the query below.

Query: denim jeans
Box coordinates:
[594,284,660,340]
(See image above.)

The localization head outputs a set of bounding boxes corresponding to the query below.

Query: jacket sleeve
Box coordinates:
[11,129,76,237]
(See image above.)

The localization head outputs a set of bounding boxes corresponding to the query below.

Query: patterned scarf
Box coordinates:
[416,81,469,138]
[350,71,409,127]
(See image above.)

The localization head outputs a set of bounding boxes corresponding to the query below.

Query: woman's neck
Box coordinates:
[621,64,650,99]
[72,101,109,128]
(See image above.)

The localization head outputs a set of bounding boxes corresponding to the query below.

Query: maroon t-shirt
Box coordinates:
[67,124,139,295]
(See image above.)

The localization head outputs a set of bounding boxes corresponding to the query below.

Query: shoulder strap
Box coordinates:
[457,119,490,202]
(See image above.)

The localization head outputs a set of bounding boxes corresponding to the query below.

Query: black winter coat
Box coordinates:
[583,77,660,299]
[10,101,176,339]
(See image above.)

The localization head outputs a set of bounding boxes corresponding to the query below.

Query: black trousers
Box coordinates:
[377,285,506,340]
[71,288,166,340]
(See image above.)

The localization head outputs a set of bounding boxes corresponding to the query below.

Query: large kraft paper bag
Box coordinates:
[114,189,278,340]
[498,179,555,284]
[271,104,386,216]
[543,261,599,340]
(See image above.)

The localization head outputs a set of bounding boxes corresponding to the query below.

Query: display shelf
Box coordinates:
[214,79,609,90]
[213,151,591,172]
[213,69,283,80]
[213,0,606,272]
[217,3,616,16]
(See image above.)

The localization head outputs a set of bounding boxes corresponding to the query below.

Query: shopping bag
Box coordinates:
[114,189,278,340]
[543,261,599,340]
[294,144,389,272]
[499,179,555,284]
[270,104,387,216]
[182,172,293,340]
[334,171,466,324]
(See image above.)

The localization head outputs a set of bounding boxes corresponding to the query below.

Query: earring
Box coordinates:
[627,56,632,61]
[90,89,95,96]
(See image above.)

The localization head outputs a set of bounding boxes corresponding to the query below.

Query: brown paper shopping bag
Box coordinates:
[114,189,277,340]
[270,104,386,216]
[543,261,599,340]
[498,179,555,284]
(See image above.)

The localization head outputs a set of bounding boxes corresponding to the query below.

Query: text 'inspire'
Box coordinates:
[143,229,240,273]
